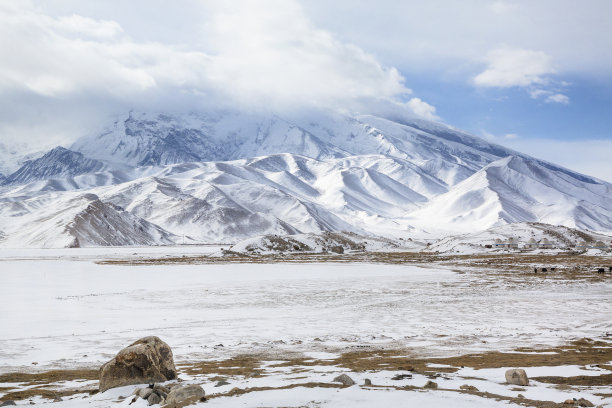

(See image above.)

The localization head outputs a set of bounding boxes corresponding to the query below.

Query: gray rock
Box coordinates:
[99,336,177,392]
[0,402,16,407]
[135,387,154,399]
[164,384,206,408]
[391,373,412,380]
[577,398,594,407]
[147,392,162,405]
[153,384,170,394]
[504,369,529,386]
[424,380,438,389]
[215,380,230,387]
[332,373,355,386]
[459,384,478,392]
[363,378,372,386]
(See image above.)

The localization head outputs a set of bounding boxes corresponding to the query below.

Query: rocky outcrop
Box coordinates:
[99,336,177,392]
[505,368,529,386]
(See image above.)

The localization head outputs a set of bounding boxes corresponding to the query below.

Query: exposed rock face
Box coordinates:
[164,384,206,407]
[332,373,355,386]
[99,336,177,392]
[505,369,529,386]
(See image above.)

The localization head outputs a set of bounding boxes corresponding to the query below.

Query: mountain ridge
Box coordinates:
[0,108,610,247]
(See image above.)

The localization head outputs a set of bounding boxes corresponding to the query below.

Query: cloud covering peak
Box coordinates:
[0,1,413,111]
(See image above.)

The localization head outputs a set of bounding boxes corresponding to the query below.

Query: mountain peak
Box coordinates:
[2,146,107,186]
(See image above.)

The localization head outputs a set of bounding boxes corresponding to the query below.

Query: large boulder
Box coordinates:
[504,368,529,386]
[99,336,177,392]
[164,384,206,407]
[332,373,355,386]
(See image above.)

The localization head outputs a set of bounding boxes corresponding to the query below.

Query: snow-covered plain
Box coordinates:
[1,248,611,406]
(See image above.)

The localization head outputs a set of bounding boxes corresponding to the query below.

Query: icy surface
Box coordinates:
[1,253,610,372]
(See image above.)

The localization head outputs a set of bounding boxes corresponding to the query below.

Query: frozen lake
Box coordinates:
[1,247,610,373]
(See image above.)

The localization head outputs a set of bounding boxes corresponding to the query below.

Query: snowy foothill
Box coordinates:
[0,248,610,406]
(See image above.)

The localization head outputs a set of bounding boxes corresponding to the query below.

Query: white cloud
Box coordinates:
[482,130,519,141]
[473,48,554,88]
[0,1,416,111]
[302,1,612,78]
[529,89,570,104]
[405,98,438,120]
[545,93,570,104]
[55,14,123,38]
[0,1,449,150]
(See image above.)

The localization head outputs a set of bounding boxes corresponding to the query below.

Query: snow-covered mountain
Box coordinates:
[0,108,610,247]
[410,155,612,232]
[2,147,108,186]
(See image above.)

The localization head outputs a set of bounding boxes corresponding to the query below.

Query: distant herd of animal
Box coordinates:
[533,266,611,274]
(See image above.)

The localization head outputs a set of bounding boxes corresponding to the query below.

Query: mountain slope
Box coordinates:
[0,192,176,247]
[411,156,612,232]
[2,147,108,186]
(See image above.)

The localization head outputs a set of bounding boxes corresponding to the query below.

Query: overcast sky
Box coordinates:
[0,0,611,180]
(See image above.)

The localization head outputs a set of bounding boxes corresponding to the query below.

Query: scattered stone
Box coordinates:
[0,402,16,407]
[215,380,230,387]
[53,397,63,402]
[147,392,162,406]
[99,336,177,392]
[505,368,529,386]
[333,374,356,386]
[577,398,594,407]
[164,384,206,408]
[424,380,438,389]
[363,378,372,386]
[391,374,412,380]
[459,384,479,392]
[517,394,525,399]
[563,398,595,407]
[330,245,344,254]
